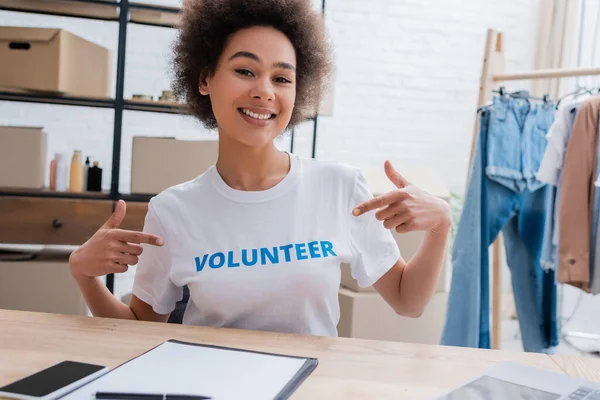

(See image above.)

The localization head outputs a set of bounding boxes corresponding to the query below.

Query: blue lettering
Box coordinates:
[195,254,208,272]
[260,247,279,265]
[227,250,240,268]
[307,241,321,258]
[209,252,225,269]
[242,249,257,266]
[295,243,308,260]
[279,244,293,262]
[197,241,335,271]
[320,241,337,257]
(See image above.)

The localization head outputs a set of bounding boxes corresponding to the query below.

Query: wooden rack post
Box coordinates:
[469,28,600,350]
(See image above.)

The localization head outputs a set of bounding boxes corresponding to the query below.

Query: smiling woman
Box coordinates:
[197,26,298,149]
[68,0,451,336]
[171,0,333,129]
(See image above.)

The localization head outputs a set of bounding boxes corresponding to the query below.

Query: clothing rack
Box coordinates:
[469,28,600,350]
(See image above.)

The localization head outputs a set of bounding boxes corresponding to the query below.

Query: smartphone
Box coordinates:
[0,360,109,400]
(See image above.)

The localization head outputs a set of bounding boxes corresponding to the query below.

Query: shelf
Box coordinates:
[119,193,154,202]
[0,0,119,21]
[129,2,181,28]
[0,188,156,203]
[0,89,115,109]
[0,187,112,200]
[123,99,186,114]
[0,1,183,27]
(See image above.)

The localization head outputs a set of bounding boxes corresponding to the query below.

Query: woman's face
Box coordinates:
[200,25,297,148]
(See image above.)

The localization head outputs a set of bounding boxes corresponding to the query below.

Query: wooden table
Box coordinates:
[1,309,599,399]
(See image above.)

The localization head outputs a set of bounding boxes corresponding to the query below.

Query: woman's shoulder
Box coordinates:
[147,166,215,209]
[297,155,360,183]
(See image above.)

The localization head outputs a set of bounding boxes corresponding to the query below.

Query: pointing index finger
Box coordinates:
[352,193,395,216]
[112,229,164,246]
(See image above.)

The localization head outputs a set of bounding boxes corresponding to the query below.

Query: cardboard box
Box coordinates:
[0,248,88,316]
[0,27,111,98]
[0,126,46,189]
[131,137,218,194]
[340,166,451,293]
[337,287,448,344]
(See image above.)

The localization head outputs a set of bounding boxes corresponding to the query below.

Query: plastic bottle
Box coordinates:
[87,161,103,192]
[83,156,90,192]
[69,150,83,192]
[49,155,57,190]
[55,153,67,191]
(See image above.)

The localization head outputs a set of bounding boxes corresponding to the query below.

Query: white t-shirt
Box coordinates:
[536,105,577,186]
[132,153,400,337]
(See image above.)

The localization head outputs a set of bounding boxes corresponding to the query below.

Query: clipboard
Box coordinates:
[60,339,318,400]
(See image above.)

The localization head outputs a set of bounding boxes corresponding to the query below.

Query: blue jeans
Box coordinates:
[540,185,557,271]
[486,95,555,193]
[442,108,558,353]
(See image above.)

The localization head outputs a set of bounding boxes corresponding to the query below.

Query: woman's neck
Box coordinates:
[215,135,290,192]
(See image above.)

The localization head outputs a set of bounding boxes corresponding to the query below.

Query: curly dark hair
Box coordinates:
[171,0,333,129]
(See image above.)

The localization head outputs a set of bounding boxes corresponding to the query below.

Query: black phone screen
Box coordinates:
[0,360,105,397]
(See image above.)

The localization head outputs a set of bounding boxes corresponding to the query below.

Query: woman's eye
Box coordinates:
[236,69,254,77]
[274,77,292,84]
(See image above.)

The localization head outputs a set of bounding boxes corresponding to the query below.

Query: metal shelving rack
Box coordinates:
[0,0,181,293]
[0,0,323,202]
[0,0,324,292]
[0,0,185,204]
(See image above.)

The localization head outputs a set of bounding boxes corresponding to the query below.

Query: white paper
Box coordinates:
[61,340,311,400]
[436,362,600,400]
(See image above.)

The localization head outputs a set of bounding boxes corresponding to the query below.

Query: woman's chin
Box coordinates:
[227,129,282,148]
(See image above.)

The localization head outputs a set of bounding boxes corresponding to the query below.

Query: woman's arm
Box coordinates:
[353,160,452,317]
[373,223,450,317]
[72,273,169,322]
[69,200,169,322]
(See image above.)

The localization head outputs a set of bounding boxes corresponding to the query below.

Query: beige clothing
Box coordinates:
[558,98,600,291]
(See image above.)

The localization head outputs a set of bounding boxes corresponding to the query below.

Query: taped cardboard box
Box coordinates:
[0,126,46,189]
[337,288,448,344]
[0,27,111,98]
[131,137,218,194]
[0,247,88,316]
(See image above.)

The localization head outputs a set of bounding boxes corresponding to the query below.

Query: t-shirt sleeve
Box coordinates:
[132,200,183,315]
[346,169,401,288]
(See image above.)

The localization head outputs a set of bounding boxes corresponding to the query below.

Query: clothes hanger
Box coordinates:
[477,87,552,114]
[556,84,595,108]
[493,86,551,103]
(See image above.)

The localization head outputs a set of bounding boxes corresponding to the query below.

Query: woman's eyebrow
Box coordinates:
[229,51,260,63]
[274,61,296,72]
[229,51,296,72]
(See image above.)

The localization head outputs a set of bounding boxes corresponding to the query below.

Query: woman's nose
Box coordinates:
[250,78,275,101]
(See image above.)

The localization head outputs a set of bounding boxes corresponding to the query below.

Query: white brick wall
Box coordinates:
[0,0,541,195]
[315,0,542,194]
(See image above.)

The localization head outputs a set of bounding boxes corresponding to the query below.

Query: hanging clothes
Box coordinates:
[558,98,600,291]
[536,105,580,271]
[442,95,558,353]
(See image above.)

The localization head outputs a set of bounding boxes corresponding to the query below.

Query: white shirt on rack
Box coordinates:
[536,106,577,186]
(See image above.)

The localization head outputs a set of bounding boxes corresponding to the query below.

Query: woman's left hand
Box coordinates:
[352,161,452,234]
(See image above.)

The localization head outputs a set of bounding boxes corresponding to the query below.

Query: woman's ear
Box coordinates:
[198,74,209,96]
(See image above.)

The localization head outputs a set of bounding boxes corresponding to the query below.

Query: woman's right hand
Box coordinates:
[69,200,164,281]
